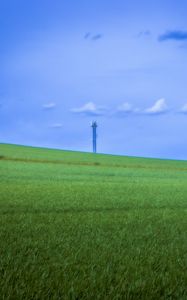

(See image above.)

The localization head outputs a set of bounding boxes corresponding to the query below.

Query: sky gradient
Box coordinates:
[1,0,187,159]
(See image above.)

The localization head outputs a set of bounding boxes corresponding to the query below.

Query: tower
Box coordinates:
[91,121,97,153]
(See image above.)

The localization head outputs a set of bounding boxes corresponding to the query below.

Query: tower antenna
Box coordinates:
[91,121,97,153]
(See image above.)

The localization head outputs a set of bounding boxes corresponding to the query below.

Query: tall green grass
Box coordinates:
[1,143,187,299]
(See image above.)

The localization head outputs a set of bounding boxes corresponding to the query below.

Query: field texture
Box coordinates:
[1,143,187,299]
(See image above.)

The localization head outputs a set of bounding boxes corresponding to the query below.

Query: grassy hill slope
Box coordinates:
[1,143,187,299]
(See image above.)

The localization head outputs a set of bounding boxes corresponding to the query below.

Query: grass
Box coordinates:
[1,143,187,299]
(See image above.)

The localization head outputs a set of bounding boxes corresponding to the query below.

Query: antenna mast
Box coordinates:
[91,121,97,153]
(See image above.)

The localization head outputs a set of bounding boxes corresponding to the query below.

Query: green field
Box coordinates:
[1,143,187,299]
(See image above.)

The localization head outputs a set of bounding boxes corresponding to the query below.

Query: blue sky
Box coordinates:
[1,0,187,159]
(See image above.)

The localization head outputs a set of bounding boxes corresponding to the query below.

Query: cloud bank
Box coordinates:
[70,99,187,117]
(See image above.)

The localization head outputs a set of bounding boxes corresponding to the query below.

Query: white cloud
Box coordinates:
[117,102,133,113]
[42,102,56,109]
[71,102,107,116]
[144,98,167,114]
[179,104,187,113]
[116,102,140,115]
[49,123,63,128]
